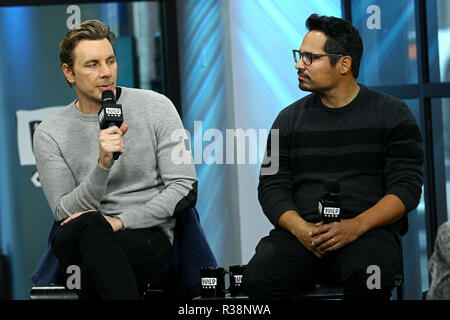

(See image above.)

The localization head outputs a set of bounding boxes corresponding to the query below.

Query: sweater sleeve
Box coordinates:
[258,109,299,227]
[33,127,110,222]
[384,102,424,213]
[116,96,197,229]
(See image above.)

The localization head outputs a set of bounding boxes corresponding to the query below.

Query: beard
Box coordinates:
[299,80,313,92]
[298,77,315,92]
[77,86,108,105]
[298,72,313,92]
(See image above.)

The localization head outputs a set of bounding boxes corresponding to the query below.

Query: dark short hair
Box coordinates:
[60,20,115,87]
[306,14,363,78]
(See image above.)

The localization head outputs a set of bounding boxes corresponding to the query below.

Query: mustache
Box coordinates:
[297,72,310,79]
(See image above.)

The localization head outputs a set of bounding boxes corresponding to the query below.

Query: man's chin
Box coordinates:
[299,82,313,92]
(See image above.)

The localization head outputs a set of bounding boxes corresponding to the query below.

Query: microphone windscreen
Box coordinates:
[101,90,115,103]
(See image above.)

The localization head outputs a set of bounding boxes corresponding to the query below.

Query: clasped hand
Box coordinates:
[306,219,364,257]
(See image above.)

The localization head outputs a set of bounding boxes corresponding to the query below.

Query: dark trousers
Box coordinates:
[51,211,172,300]
[242,226,401,300]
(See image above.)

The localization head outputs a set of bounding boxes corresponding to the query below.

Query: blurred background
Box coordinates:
[0,0,449,300]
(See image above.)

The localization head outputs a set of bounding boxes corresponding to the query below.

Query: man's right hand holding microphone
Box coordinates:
[98,124,128,169]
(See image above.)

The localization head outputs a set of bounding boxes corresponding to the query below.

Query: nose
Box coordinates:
[99,62,112,78]
[295,58,305,70]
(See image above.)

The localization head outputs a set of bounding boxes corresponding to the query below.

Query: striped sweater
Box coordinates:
[259,84,424,233]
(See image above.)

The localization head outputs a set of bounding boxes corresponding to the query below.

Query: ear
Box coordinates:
[338,56,352,75]
[62,63,75,85]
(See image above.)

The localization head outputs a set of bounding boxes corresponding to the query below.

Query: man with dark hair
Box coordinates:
[304,14,363,78]
[242,14,423,300]
[34,20,197,299]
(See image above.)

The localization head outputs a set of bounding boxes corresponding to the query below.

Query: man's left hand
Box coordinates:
[309,219,365,252]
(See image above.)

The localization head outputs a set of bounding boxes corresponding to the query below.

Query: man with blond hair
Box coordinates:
[34,20,197,300]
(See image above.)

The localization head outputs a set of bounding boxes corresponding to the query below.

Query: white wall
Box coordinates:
[177,0,341,266]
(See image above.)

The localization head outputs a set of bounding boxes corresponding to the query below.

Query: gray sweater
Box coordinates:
[34,87,197,243]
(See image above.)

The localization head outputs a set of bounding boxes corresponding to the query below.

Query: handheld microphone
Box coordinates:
[318,179,341,223]
[98,90,123,160]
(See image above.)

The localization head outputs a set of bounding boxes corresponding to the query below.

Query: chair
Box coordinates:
[143,207,218,300]
[30,207,217,300]
[294,252,404,300]
[0,250,11,300]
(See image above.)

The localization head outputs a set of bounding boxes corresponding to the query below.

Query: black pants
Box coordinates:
[242,226,401,300]
[51,211,172,300]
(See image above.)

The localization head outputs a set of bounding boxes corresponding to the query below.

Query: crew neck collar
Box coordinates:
[70,86,124,122]
[316,84,365,113]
